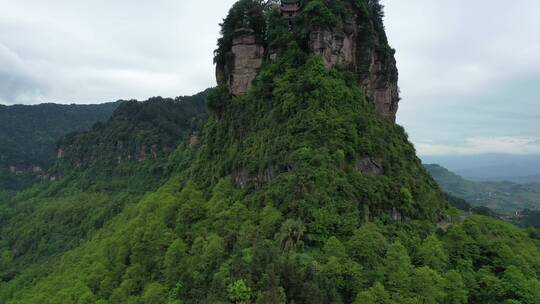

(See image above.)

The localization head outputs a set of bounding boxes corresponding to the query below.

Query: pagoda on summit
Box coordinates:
[281,0,300,18]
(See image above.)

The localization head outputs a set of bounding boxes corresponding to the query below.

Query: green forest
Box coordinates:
[0,1,539,303]
[0,102,120,169]
[0,102,120,193]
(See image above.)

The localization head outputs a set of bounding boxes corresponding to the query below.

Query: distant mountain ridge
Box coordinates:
[422,154,540,183]
[425,163,540,212]
[54,91,208,174]
[0,92,208,191]
[0,101,121,191]
[466,173,540,185]
[0,102,121,170]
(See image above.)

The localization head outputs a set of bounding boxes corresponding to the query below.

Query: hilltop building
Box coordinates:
[281,0,300,28]
[280,0,300,18]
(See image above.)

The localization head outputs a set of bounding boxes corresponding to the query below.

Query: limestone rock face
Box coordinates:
[357,41,400,121]
[232,167,275,190]
[226,28,265,97]
[309,28,357,68]
[189,132,201,146]
[216,12,399,120]
[357,157,384,176]
[307,18,400,121]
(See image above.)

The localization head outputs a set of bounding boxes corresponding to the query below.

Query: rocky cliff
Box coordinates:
[215,1,400,121]
[307,15,400,121]
[217,28,265,96]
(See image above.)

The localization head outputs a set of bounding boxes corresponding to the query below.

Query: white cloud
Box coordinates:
[0,0,237,104]
[417,136,540,156]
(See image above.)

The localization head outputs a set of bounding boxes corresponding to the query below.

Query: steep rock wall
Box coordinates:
[308,17,400,121]
[217,28,265,97]
[216,5,399,121]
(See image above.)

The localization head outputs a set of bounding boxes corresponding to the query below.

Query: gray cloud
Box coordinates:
[0,0,237,104]
[0,43,46,104]
[383,0,540,156]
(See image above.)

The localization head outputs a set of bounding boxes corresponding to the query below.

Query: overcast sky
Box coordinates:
[1,0,539,157]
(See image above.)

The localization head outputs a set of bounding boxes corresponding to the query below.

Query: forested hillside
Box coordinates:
[0,92,207,302]
[54,92,208,174]
[0,1,539,303]
[0,102,121,192]
[0,102,120,169]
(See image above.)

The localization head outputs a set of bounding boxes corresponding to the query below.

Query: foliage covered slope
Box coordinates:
[0,1,539,304]
[0,94,207,302]
[0,102,120,192]
[54,92,208,173]
[0,102,120,169]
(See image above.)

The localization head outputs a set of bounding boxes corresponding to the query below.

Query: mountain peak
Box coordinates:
[216,0,400,121]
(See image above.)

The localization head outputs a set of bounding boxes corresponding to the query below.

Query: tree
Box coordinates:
[443,270,468,304]
[410,266,445,304]
[347,223,387,282]
[354,283,393,304]
[277,219,306,252]
[228,280,252,304]
[259,203,283,238]
[399,187,414,214]
[418,234,448,272]
[142,282,167,304]
[443,225,478,267]
[473,267,504,303]
[163,239,188,285]
[501,266,531,302]
[323,236,347,259]
[383,241,412,295]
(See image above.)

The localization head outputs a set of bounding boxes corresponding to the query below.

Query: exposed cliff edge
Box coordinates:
[307,14,399,120]
[215,0,400,121]
[217,28,265,96]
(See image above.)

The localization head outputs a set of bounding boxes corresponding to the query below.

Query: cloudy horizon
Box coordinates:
[1,0,539,157]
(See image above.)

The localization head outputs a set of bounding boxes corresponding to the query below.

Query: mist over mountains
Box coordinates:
[422,154,540,184]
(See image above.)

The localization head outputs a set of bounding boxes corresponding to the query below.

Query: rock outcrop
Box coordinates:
[308,23,357,69]
[6,164,43,175]
[189,132,201,146]
[357,157,384,176]
[356,34,400,121]
[232,167,276,189]
[308,18,400,121]
[217,28,265,97]
[216,3,400,121]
